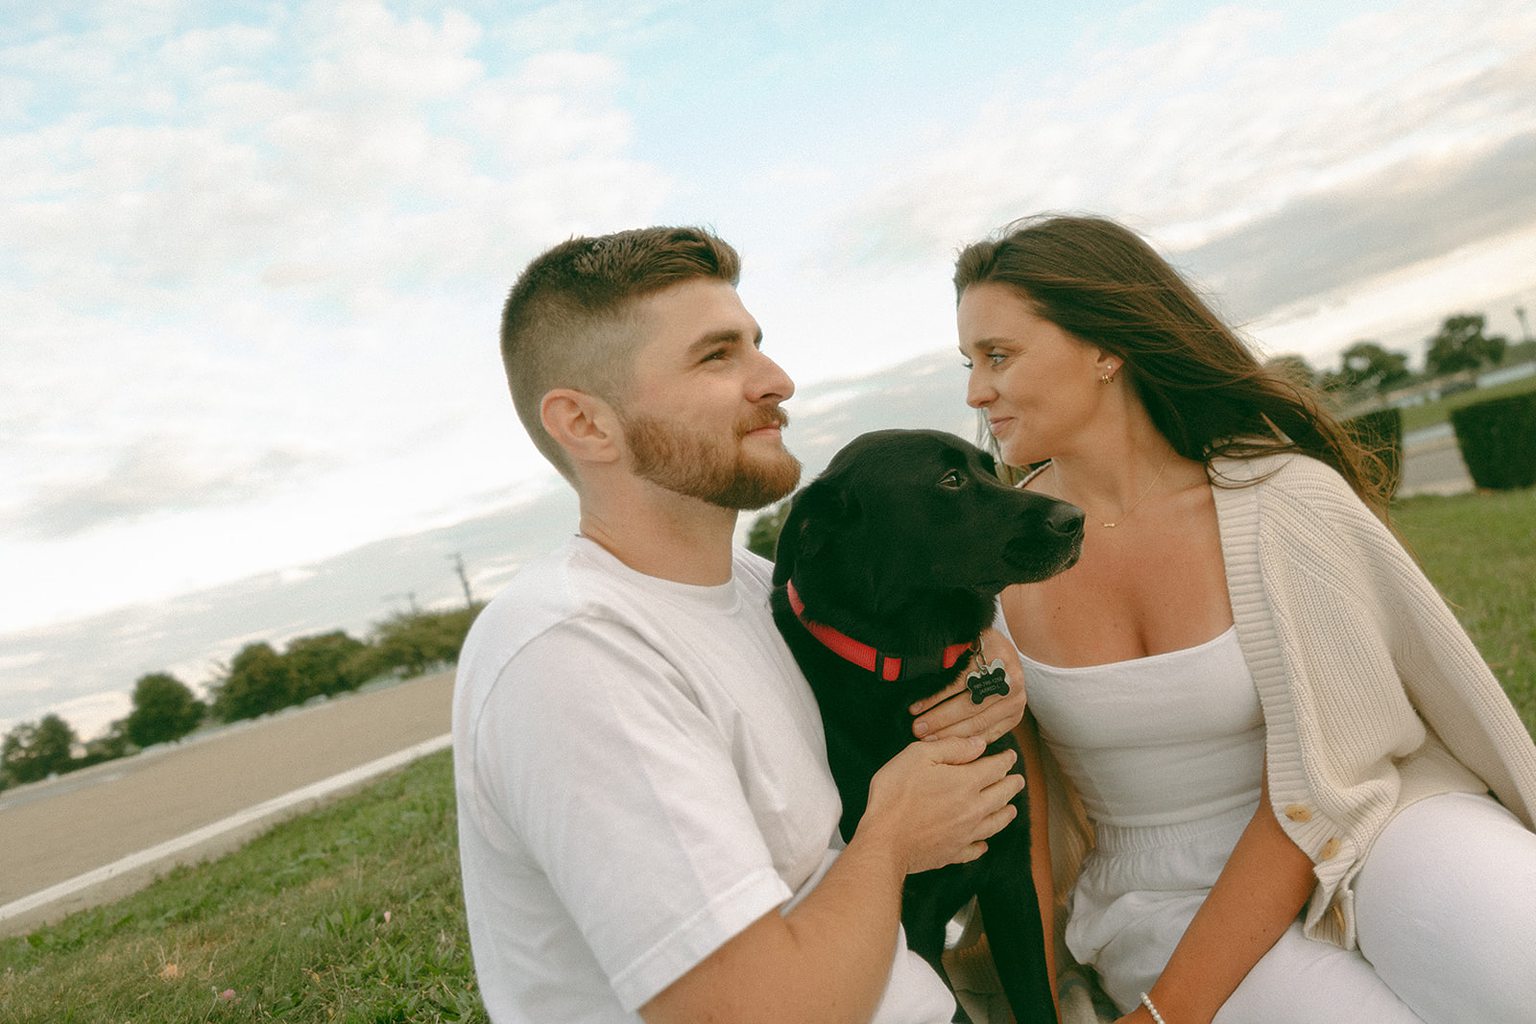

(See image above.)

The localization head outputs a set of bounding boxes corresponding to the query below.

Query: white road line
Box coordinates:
[0,733,452,928]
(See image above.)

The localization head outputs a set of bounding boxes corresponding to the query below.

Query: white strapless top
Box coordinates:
[1019,627,1264,829]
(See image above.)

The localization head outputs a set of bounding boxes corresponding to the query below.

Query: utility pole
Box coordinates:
[384,591,419,615]
[450,552,476,609]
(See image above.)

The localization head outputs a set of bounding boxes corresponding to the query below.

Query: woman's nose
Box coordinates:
[966,369,993,409]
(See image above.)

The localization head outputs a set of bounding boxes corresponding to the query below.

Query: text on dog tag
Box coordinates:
[965,659,1010,704]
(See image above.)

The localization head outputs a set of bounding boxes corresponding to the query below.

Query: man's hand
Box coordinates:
[910,627,1026,744]
[642,735,1021,1024]
[857,735,1023,875]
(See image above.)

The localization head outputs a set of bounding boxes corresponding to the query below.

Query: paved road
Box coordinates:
[0,670,452,934]
[1399,430,1474,497]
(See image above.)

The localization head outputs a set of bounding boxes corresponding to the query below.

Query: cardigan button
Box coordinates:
[1320,837,1341,859]
[1284,804,1312,823]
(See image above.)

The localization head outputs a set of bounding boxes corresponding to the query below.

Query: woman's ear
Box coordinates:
[540,388,621,468]
[1093,349,1121,383]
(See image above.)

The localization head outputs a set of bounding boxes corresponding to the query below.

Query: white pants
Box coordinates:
[1214,792,1536,1024]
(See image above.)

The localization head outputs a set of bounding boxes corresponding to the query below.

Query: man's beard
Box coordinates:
[621,406,801,510]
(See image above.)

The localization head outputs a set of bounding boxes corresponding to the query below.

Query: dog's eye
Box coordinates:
[938,470,964,490]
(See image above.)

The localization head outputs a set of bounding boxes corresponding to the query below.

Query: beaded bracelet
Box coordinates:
[1139,991,1168,1024]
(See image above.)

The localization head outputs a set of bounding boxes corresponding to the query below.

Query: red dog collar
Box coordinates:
[786,580,973,683]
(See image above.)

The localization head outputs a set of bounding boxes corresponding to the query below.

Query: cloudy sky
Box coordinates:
[4,0,1536,731]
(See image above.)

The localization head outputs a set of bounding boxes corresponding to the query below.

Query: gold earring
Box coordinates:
[1099,368,1117,384]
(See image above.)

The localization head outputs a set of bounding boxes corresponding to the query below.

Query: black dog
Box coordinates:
[771,429,1084,1024]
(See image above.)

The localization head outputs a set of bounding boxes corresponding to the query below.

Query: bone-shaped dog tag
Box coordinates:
[965,659,1010,704]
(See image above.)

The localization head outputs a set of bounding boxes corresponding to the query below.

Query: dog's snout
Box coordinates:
[1047,502,1085,537]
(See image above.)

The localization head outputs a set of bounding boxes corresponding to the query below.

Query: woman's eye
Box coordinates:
[988,352,1006,365]
[939,470,964,489]
[960,359,974,370]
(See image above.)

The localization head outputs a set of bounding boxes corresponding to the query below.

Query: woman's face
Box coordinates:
[958,283,1112,466]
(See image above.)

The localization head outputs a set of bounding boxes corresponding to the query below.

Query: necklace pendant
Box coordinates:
[1103,521,1117,528]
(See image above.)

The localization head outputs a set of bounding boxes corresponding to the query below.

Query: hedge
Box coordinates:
[1450,392,1536,490]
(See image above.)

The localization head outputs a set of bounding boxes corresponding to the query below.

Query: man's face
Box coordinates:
[615,279,800,510]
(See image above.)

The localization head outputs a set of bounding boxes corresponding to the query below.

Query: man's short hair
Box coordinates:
[500,226,741,480]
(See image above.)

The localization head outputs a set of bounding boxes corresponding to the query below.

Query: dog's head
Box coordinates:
[772,429,1083,604]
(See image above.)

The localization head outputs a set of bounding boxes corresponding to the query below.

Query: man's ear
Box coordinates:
[540,388,621,467]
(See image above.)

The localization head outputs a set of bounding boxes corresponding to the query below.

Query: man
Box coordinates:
[453,226,1025,1023]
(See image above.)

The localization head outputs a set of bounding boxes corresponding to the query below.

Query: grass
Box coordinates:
[1398,372,1536,433]
[0,750,485,1024]
[1394,487,1536,735]
[1,490,1530,1022]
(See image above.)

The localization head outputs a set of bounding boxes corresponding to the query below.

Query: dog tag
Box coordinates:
[965,659,1010,704]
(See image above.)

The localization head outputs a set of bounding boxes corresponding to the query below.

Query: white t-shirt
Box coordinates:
[453,537,955,1023]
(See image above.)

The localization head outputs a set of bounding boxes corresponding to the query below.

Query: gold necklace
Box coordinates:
[1054,451,1172,528]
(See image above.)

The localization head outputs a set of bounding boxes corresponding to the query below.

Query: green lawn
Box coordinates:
[1398,372,1536,433]
[1393,487,1536,734]
[0,750,484,1024]
[1,489,1530,1022]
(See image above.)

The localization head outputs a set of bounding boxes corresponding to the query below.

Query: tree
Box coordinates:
[2,713,78,785]
[82,719,132,765]
[1265,354,1318,390]
[210,641,296,723]
[1424,313,1507,378]
[125,672,204,748]
[369,606,483,679]
[1332,341,1412,394]
[285,631,369,701]
[746,500,792,560]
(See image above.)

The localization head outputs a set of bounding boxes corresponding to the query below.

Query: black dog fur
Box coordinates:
[771,429,1084,1024]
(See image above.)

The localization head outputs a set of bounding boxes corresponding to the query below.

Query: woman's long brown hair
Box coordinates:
[954,214,1393,517]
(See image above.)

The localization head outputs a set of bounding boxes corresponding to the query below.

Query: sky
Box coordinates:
[4,0,1536,736]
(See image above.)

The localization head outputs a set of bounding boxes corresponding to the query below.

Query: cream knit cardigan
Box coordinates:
[1201,451,1536,948]
[1039,451,1536,957]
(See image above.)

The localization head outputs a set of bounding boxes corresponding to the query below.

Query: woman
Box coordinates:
[953,214,1536,1024]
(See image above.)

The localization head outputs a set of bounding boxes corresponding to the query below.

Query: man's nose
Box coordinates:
[749,349,795,403]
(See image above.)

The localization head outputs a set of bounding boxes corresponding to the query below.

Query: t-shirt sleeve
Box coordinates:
[470,615,793,1010]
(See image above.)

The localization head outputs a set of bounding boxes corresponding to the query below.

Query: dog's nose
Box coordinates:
[1046,502,1085,537]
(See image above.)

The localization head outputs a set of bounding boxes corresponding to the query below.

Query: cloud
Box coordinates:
[6,436,333,540]
[0,2,670,314]
[1181,129,1536,321]
[828,0,1536,289]
[37,689,132,741]
[0,1,672,577]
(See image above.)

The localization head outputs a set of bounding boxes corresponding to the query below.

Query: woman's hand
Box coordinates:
[909,627,1026,744]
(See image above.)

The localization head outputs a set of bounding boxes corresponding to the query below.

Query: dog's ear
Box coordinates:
[977,448,999,478]
[771,478,858,586]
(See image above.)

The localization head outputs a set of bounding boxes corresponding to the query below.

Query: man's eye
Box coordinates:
[960,358,974,370]
[939,470,964,489]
